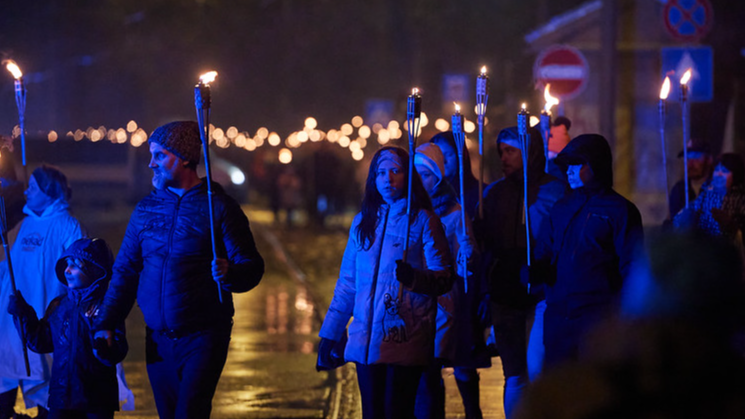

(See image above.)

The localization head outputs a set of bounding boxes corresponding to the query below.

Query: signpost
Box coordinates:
[661,46,713,102]
[533,45,589,101]
[663,0,713,43]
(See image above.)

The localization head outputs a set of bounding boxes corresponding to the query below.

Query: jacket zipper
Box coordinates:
[161,193,184,331]
[365,206,389,364]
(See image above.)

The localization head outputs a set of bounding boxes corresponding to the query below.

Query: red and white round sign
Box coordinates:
[533,45,590,101]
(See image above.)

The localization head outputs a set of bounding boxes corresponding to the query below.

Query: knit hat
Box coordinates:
[415,143,445,183]
[377,149,403,167]
[55,238,114,286]
[31,164,71,203]
[148,121,202,165]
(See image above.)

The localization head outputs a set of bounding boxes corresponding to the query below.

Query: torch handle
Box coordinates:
[659,101,671,217]
[681,87,690,210]
[195,104,224,305]
[521,133,531,267]
[478,120,484,220]
[0,196,31,377]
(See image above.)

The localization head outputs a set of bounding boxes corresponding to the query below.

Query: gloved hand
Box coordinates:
[212,258,229,286]
[456,234,474,267]
[395,260,415,287]
[8,291,36,320]
[93,337,114,366]
[316,337,339,372]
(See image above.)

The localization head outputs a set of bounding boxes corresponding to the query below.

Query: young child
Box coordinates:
[7,238,127,419]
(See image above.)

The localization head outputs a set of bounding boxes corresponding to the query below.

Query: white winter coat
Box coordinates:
[0,200,85,381]
[319,199,452,366]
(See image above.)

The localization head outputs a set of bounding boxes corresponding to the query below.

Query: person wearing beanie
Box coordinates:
[0,165,85,419]
[413,143,490,419]
[7,238,127,418]
[93,120,265,419]
[531,134,644,371]
[477,125,565,419]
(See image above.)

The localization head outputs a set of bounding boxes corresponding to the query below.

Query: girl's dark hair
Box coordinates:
[429,131,478,188]
[717,153,745,188]
[356,146,433,251]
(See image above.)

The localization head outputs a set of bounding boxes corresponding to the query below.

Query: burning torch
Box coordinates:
[194,71,223,304]
[540,84,559,172]
[5,61,28,185]
[679,69,692,209]
[517,104,531,267]
[476,66,489,220]
[452,103,469,293]
[659,76,671,216]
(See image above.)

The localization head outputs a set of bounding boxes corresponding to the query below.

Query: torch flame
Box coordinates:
[543,84,559,113]
[199,71,218,84]
[659,77,671,100]
[454,103,461,113]
[480,66,487,76]
[521,103,527,112]
[680,69,692,85]
[5,61,22,79]
[412,87,419,95]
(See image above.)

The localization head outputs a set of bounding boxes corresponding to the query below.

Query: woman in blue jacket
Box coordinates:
[318,146,453,419]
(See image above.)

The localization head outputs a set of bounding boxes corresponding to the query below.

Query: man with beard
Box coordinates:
[93,121,264,419]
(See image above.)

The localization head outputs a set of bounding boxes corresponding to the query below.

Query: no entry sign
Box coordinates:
[663,0,713,42]
[533,45,589,101]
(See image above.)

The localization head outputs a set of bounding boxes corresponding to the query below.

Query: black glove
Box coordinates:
[8,291,36,320]
[316,337,343,371]
[93,337,114,366]
[395,260,415,287]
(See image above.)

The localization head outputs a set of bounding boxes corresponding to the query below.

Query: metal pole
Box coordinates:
[14,78,28,187]
[194,80,223,304]
[401,89,421,302]
[659,99,671,216]
[681,82,690,209]
[517,108,531,267]
[0,196,30,376]
[452,112,468,294]
[476,70,489,220]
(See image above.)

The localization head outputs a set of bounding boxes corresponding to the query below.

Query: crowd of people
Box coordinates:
[318,116,745,419]
[0,115,744,419]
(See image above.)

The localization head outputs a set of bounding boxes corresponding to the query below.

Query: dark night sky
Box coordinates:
[0,0,742,142]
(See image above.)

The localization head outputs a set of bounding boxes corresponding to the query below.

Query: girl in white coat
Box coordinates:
[318,146,453,419]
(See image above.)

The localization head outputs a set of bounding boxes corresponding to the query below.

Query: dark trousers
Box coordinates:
[146,325,231,419]
[48,409,113,419]
[415,362,445,419]
[356,363,423,419]
[0,389,16,419]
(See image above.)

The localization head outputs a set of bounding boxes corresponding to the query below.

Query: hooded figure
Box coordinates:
[413,143,489,419]
[8,238,128,415]
[534,133,644,370]
[0,165,85,417]
[429,131,485,219]
[478,126,565,418]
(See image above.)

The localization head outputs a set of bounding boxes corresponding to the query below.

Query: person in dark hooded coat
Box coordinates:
[478,126,565,418]
[7,238,126,418]
[532,134,644,371]
[430,131,485,220]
